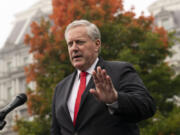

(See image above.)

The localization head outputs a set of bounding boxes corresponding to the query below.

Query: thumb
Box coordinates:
[89,89,100,99]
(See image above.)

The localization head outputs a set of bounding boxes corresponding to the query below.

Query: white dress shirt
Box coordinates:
[67,58,99,121]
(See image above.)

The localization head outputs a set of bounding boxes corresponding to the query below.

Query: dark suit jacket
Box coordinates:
[51,58,156,135]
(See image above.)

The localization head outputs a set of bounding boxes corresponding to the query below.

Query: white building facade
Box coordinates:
[148,0,180,74]
[0,0,52,134]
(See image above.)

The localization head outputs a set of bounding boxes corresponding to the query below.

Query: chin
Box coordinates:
[73,63,85,70]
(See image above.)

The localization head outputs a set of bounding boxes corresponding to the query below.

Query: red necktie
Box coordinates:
[73,72,87,126]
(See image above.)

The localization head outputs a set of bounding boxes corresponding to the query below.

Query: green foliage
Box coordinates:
[15,117,51,135]
[140,107,180,135]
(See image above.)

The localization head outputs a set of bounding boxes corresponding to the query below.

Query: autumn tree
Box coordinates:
[15,0,180,135]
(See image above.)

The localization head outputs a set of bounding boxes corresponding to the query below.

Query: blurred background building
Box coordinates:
[0,0,52,134]
[148,0,180,75]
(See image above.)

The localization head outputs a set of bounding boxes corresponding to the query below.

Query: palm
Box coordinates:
[90,66,118,104]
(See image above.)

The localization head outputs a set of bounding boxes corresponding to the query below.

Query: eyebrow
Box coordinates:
[67,40,86,44]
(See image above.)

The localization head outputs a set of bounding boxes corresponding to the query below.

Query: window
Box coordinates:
[7,87,12,100]
[161,18,173,30]
[7,61,12,72]
[23,56,28,65]
[20,77,27,93]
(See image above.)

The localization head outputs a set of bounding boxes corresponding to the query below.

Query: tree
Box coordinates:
[15,0,180,134]
[140,107,180,135]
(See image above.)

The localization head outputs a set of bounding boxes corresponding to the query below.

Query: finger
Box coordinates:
[89,89,100,99]
[106,75,114,89]
[92,70,99,83]
[93,78,104,90]
[102,70,113,92]
[102,69,107,82]
[92,71,105,92]
[101,69,110,86]
[96,67,107,89]
[96,66,103,82]
[97,66,101,74]
[93,71,104,89]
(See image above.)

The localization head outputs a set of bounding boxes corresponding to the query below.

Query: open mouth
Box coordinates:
[72,55,82,60]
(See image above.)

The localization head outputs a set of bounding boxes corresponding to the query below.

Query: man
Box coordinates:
[51,20,156,135]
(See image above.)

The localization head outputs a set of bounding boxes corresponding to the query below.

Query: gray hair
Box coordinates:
[64,20,101,42]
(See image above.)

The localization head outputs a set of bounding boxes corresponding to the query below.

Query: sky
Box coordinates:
[0,0,157,49]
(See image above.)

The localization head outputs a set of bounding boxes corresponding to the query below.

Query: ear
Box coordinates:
[94,39,101,52]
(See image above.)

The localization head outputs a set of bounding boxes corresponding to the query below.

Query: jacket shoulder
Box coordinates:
[55,72,75,90]
[104,61,134,70]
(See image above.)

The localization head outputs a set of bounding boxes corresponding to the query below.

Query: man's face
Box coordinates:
[66,26,100,71]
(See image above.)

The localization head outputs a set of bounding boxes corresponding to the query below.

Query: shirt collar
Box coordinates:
[77,57,99,77]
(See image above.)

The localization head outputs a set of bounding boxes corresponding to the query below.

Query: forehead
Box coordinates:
[66,26,89,41]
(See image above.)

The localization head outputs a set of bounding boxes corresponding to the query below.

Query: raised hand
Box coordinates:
[89,66,118,104]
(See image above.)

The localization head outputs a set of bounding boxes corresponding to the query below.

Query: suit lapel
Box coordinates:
[62,71,77,128]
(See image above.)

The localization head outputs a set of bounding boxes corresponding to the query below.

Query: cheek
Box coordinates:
[85,47,96,55]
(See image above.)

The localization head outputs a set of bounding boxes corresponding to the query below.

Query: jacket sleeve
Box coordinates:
[51,87,62,135]
[109,62,156,122]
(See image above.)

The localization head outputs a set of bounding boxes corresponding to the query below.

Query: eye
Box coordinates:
[76,40,86,45]
[67,41,73,47]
